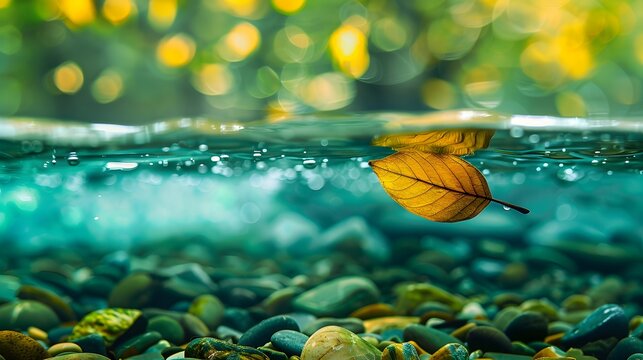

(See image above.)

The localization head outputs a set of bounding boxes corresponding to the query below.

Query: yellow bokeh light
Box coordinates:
[54,62,84,94]
[156,33,196,68]
[192,64,233,96]
[219,0,261,18]
[148,0,177,30]
[300,72,354,110]
[329,24,369,78]
[556,91,586,117]
[635,34,643,64]
[102,0,135,25]
[0,0,11,9]
[58,0,96,27]
[272,0,305,14]
[422,79,457,110]
[91,70,124,103]
[219,22,261,62]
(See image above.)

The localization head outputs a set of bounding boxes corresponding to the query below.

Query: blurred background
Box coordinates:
[0,0,642,124]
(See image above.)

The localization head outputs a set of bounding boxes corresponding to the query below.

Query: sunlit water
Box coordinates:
[0,110,641,256]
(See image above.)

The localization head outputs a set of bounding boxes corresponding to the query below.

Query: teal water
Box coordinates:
[0,110,641,256]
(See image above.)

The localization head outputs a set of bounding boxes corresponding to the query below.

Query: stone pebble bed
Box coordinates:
[0,236,641,360]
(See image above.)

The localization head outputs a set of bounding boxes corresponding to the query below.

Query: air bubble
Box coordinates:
[509,127,524,138]
[302,159,317,169]
[198,144,209,152]
[67,152,80,166]
[211,155,221,162]
[528,134,540,143]
[557,168,584,182]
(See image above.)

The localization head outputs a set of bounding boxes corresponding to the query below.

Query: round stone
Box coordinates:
[403,324,462,353]
[70,333,107,355]
[607,337,643,360]
[0,330,48,360]
[147,315,184,345]
[466,326,513,353]
[303,317,365,336]
[17,285,76,322]
[187,294,225,330]
[504,311,548,343]
[381,342,420,360]
[108,273,155,308]
[561,304,629,348]
[301,326,381,360]
[0,300,60,331]
[431,343,468,360]
[114,331,163,358]
[48,342,83,356]
[238,315,299,348]
[293,276,380,317]
[271,330,309,356]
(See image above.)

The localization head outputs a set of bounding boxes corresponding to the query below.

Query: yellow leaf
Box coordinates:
[372,129,494,155]
[369,150,528,222]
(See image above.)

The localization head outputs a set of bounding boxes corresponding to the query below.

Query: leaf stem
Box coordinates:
[489,198,530,214]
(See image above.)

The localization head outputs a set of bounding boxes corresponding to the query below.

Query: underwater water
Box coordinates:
[0,110,642,359]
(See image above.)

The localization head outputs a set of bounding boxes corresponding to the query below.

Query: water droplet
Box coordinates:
[302,159,317,169]
[67,152,80,166]
[198,144,208,152]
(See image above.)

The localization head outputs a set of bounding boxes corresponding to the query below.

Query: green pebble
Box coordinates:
[147,315,184,345]
[293,276,380,317]
[188,294,225,329]
[0,300,60,331]
[382,342,420,360]
[108,273,155,308]
[69,308,143,345]
[114,331,163,358]
[403,324,462,353]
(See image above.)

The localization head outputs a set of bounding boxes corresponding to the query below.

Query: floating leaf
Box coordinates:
[372,129,494,155]
[369,150,528,222]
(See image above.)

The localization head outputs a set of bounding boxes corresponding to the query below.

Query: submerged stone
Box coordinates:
[185,337,269,359]
[238,315,299,348]
[381,342,420,360]
[293,276,380,317]
[402,324,462,353]
[561,304,629,348]
[431,343,468,360]
[301,326,382,360]
[0,300,60,331]
[271,329,309,356]
[188,294,225,330]
[69,308,144,345]
[0,330,48,360]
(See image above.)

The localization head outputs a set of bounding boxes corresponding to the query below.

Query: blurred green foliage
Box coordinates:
[0,0,641,123]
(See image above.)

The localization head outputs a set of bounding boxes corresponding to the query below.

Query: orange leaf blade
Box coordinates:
[372,129,495,156]
[370,150,491,222]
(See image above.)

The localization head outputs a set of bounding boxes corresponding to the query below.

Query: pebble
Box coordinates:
[187,294,225,329]
[303,317,365,336]
[48,342,83,356]
[70,333,107,355]
[503,311,548,342]
[607,337,643,360]
[147,315,184,345]
[271,330,309,356]
[561,304,629,348]
[381,342,420,360]
[466,325,513,353]
[108,273,156,308]
[0,300,60,331]
[185,337,269,359]
[0,330,49,360]
[17,285,76,322]
[43,354,111,360]
[300,326,381,360]
[293,276,380,317]
[69,308,144,345]
[431,343,468,360]
[402,324,463,353]
[114,331,162,358]
[395,283,464,314]
[239,315,300,348]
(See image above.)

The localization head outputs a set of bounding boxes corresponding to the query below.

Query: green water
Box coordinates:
[0,110,641,255]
